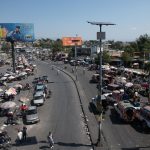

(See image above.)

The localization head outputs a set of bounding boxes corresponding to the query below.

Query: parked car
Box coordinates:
[25,106,40,124]
[35,83,45,92]
[32,93,45,106]
[114,100,136,122]
[135,105,150,129]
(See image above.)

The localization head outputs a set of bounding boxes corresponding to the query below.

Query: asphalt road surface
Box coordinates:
[2,60,92,150]
[51,61,150,150]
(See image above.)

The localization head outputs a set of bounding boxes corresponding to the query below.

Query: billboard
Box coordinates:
[0,23,34,42]
[62,37,82,46]
[76,47,91,56]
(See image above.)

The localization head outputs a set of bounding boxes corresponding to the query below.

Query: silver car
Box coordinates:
[25,106,40,124]
[33,93,45,106]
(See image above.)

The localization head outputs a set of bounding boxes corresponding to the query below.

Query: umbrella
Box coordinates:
[0,101,16,109]
[4,73,10,77]
[25,68,31,71]
[0,88,3,92]
[17,65,24,68]
[19,97,30,103]
[125,82,133,87]
[0,77,7,81]
[5,87,17,95]
[8,76,15,80]
[19,72,27,76]
[14,84,23,89]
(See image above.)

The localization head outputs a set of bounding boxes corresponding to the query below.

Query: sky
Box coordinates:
[1,0,150,42]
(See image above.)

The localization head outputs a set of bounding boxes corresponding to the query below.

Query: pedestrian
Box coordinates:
[72,68,74,73]
[7,112,13,125]
[22,126,27,141]
[17,87,21,94]
[83,68,85,74]
[17,130,23,143]
[57,69,60,75]
[47,131,54,149]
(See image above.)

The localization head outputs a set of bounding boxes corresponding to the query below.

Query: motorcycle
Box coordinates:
[0,131,11,149]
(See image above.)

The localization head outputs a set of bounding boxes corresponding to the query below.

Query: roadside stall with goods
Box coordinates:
[7,75,16,83]
[4,88,17,101]
[0,101,16,117]
[24,68,34,76]
[16,72,27,80]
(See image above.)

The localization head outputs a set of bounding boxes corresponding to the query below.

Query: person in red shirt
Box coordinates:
[20,103,28,112]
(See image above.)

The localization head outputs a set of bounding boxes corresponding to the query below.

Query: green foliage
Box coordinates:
[94,51,110,65]
[144,62,150,73]
[1,42,11,53]
[121,52,132,67]
[136,34,150,52]
[109,40,124,50]
[103,51,111,63]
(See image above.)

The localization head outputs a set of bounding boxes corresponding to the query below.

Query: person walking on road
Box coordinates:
[47,131,54,149]
[17,130,23,143]
[22,126,27,141]
[57,69,60,75]
[83,67,85,75]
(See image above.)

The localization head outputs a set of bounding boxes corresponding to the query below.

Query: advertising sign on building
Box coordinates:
[0,23,34,42]
[62,37,82,46]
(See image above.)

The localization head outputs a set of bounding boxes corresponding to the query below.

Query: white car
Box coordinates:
[32,92,45,106]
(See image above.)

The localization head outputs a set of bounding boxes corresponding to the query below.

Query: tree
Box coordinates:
[136,34,150,52]
[51,38,64,54]
[102,51,111,64]
[121,52,132,67]
[1,42,11,53]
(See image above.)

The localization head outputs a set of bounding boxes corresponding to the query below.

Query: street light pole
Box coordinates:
[72,38,80,81]
[75,43,77,80]
[97,24,102,145]
[11,41,16,73]
[87,21,115,146]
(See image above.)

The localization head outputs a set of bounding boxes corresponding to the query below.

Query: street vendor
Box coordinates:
[133,91,140,102]
[20,103,28,112]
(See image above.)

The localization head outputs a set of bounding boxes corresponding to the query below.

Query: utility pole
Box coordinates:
[87,21,115,146]
[72,36,80,80]
[11,41,16,73]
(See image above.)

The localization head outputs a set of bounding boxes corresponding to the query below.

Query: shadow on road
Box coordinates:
[55,141,91,147]
[109,108,128,125]
[130,121,150,134]
[13,136,38,146]
[122,145,150,150]
[39,145,50,149]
